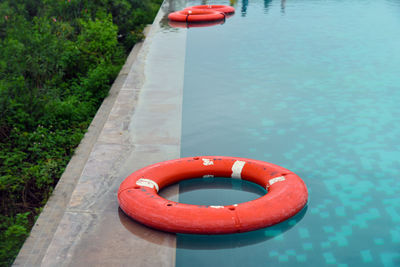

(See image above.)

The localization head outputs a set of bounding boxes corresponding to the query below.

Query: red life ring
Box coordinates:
[185,5,235,14]
[168,9,226,22]
[118,156,308,234]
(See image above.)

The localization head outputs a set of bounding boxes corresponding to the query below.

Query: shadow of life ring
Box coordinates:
[168,9,226,23]
[118,156,308,235]
[118,205,308,249]
[185,5,235,14]
[168,20,224,29]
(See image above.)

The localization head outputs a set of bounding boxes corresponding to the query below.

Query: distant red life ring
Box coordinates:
[185,5,235,14]
[118,156,308,234]
[168,9,226,22]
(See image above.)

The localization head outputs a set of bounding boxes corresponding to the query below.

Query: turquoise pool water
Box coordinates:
[176,0,400,266]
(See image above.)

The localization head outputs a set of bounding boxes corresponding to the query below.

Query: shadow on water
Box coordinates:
[118,205,307,249]
[177,205,307,250]
[168,20,226,29]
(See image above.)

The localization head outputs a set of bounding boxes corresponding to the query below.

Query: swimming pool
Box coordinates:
[176,0,400,266]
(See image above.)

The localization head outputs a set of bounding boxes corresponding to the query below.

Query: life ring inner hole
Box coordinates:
[162,177,267,206]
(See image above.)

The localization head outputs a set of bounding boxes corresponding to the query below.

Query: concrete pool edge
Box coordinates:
[13,0,188,265]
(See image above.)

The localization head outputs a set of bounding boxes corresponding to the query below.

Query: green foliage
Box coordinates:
[0,0,162,265]
[0,212,30,266]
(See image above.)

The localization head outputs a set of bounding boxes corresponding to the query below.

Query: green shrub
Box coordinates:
[0,213,30,267]
[0,0,162,265]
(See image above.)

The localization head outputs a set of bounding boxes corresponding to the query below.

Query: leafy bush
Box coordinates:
[0,213,30,266]
[0,0,162,265]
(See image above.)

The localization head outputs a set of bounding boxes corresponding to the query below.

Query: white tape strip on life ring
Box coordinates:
[231,160,246,179]
[202,158,214,166]
[136,178,159,192]
[269,176,285,186]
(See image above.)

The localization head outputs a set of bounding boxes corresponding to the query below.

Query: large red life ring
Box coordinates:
[118,156,308,234]
[185,5,235,14]
[168,9,226,22]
